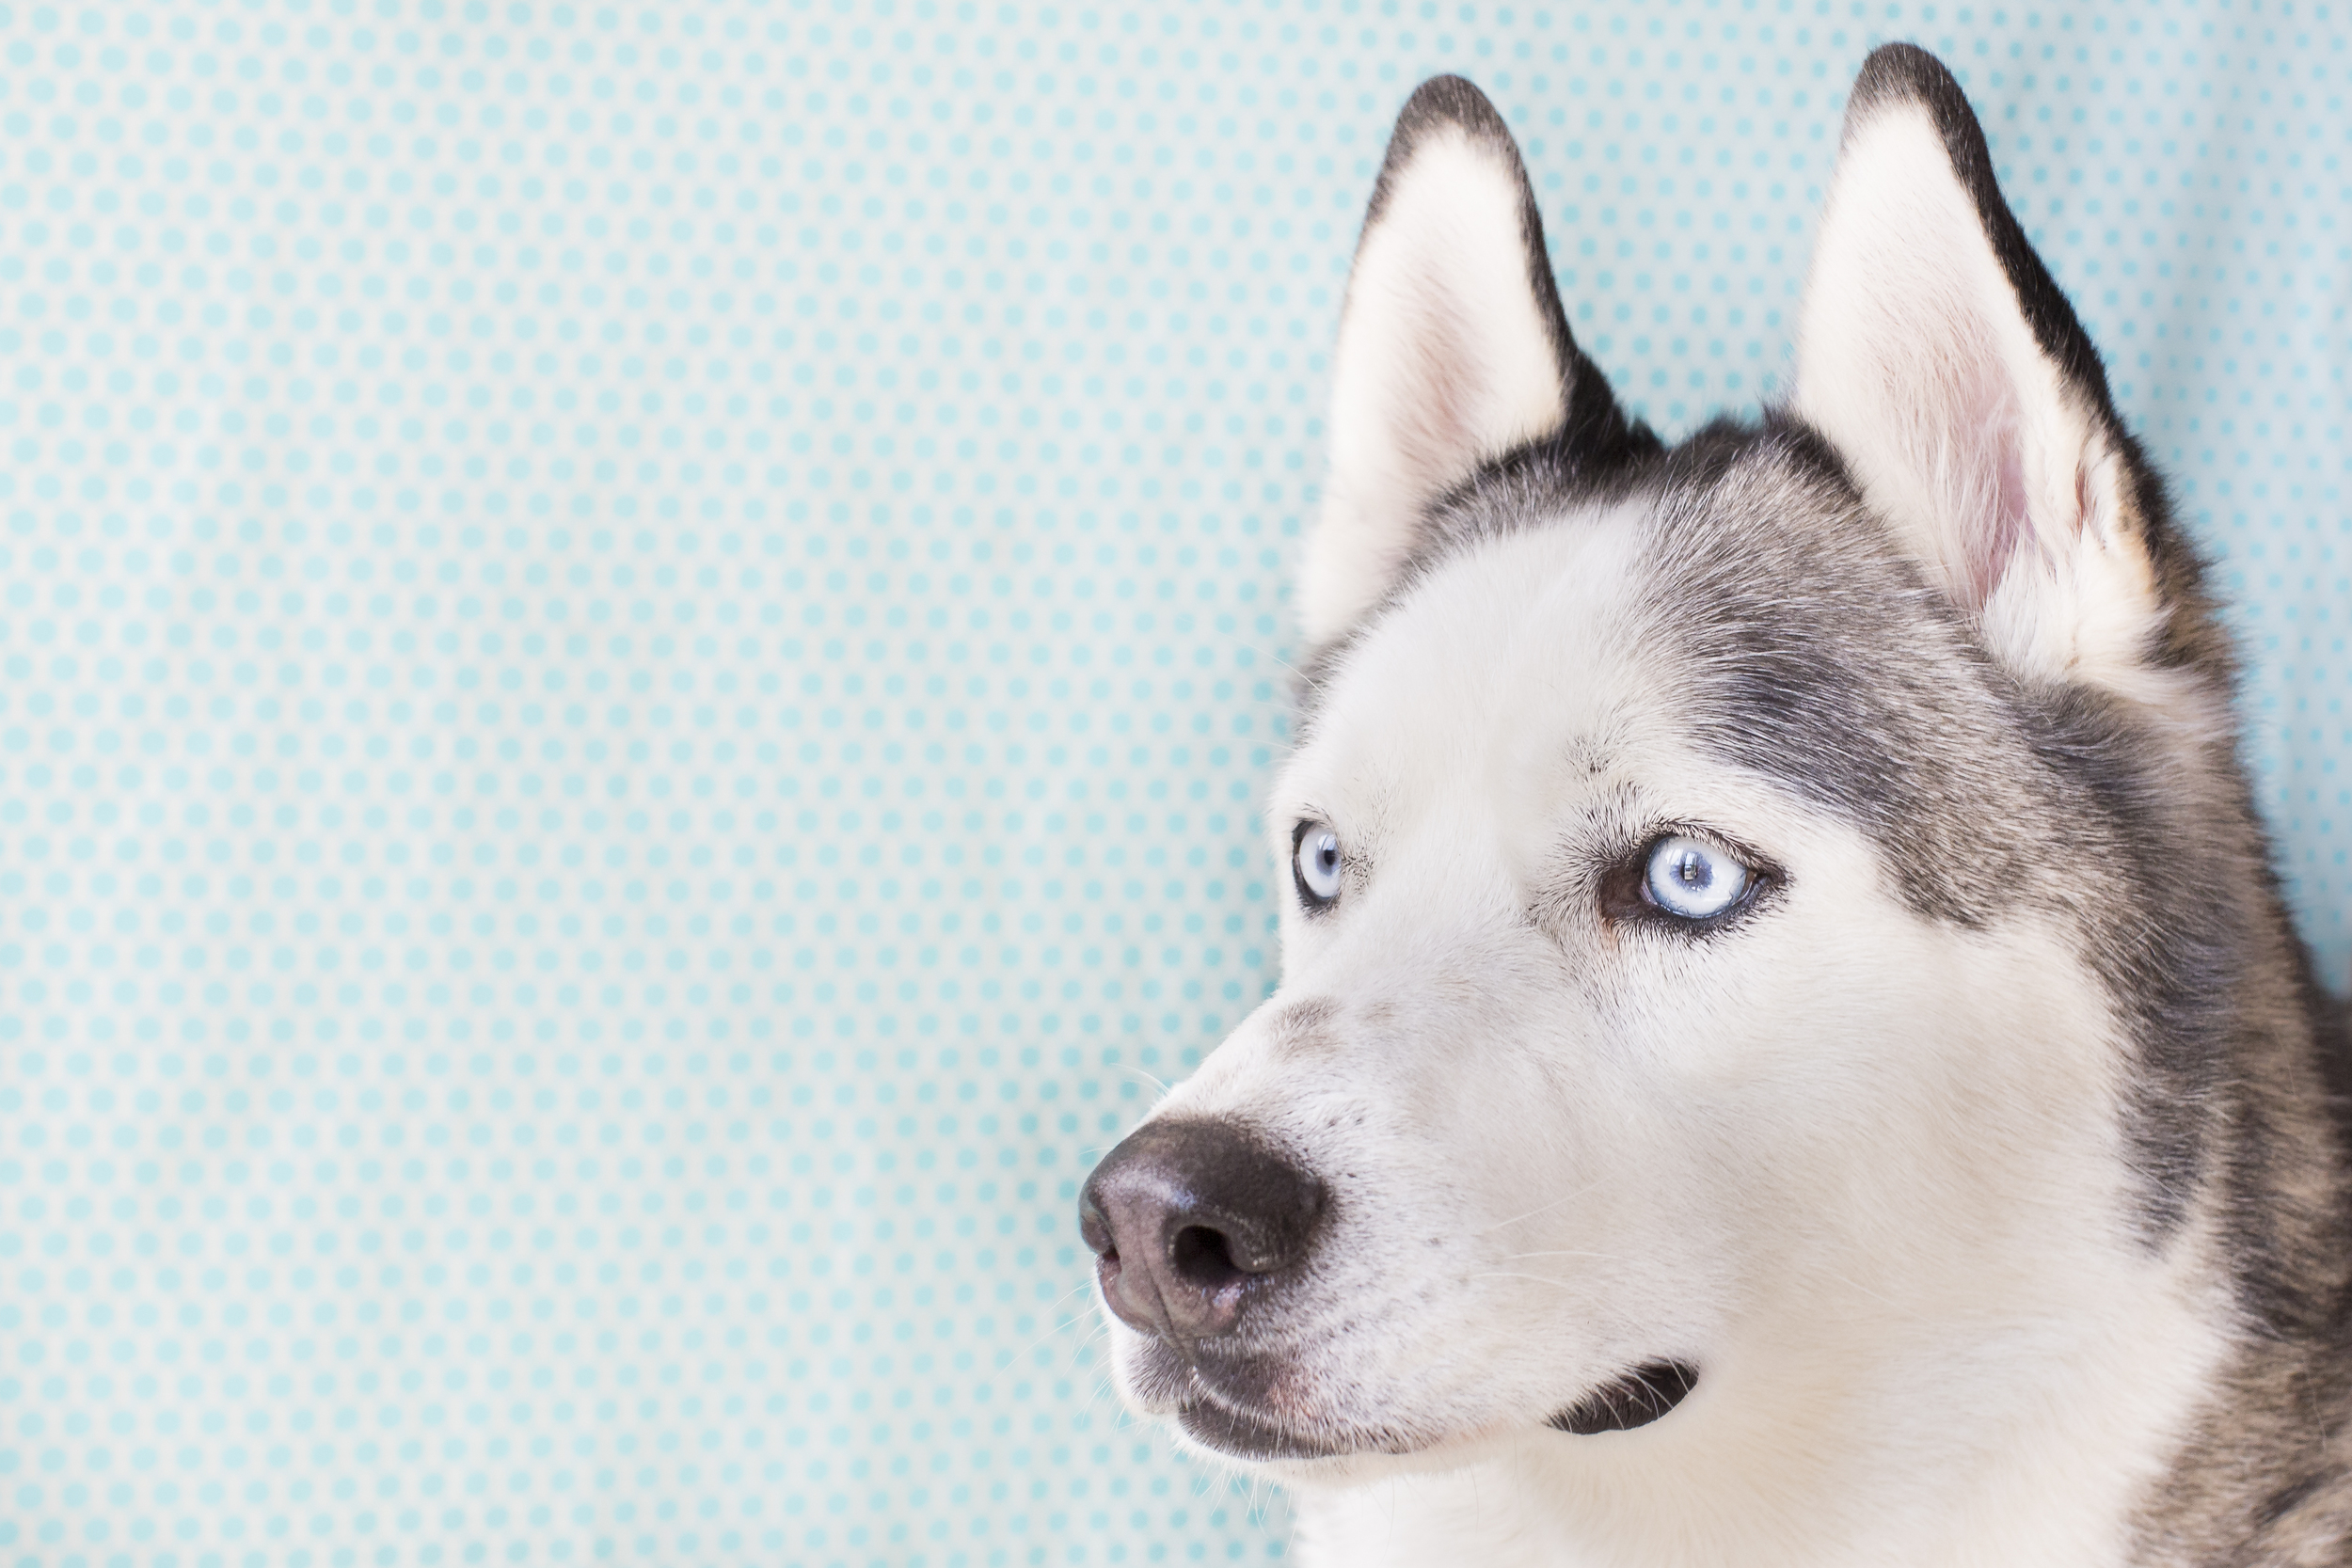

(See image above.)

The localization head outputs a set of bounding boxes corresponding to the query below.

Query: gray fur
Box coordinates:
[1293,55,2352,1564]
[1095,44,2352,1564]
[1298,375,2352,1568]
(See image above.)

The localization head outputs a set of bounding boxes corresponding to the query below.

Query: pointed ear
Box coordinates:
[1795,44,2178,696]
[1305,76,1645,646]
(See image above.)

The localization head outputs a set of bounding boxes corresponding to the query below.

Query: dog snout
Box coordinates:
[1078,1118,1327,1340]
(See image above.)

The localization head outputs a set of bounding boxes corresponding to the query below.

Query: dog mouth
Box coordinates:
[1175,1394,1355,1460]
[1145,1348,1702,1459]
[1132,1340,1402,1461]
[1547,1359,1701,1434]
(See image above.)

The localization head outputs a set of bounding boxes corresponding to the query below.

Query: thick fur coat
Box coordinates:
[1079,45,2352,1566]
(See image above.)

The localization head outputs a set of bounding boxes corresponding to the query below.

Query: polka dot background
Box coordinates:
[0,1,2342,1563]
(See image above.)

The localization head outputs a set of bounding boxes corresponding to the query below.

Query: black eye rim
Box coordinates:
[1291,818,1343,913]
[1598,828,1779,934]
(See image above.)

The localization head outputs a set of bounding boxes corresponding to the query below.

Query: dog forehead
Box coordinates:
[1296,443,1910,792]
[1298,506,1661,790]
[1290,435,2046,928]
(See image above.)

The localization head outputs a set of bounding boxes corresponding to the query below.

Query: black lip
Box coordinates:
[1548,1359,1700,1434]
[1176,1396,1351,1460]
[1136,1337,1366,1461]
[1143,1341,1703,1458]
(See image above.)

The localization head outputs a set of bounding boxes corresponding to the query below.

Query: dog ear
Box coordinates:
[1305,76,1645,646]
[1795,43,2177,695]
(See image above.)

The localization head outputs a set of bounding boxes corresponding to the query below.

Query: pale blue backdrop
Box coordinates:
[1,2,2344,1565]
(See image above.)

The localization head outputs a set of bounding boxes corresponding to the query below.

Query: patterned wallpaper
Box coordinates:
[0,2,2343,1564]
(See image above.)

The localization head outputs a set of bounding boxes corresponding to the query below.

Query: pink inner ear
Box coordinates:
[1923,334,2032,613]
[1398,298,1483,500]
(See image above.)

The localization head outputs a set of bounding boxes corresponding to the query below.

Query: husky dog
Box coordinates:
[1076,43,2352,1567]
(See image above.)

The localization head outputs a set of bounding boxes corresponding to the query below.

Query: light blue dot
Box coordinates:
[0,4,2344,1563]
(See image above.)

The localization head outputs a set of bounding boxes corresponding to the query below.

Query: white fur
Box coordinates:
[1792,103,2190,717]
[1103,75,2244,1566]
[1112,520,2230,1565]
[1306,126,1567,644]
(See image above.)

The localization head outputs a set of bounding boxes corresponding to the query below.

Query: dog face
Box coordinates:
[1081,51,2239,1480]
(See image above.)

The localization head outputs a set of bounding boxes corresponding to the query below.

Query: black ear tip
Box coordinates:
[1857,40,1948,76]
[1849,40,1970,120]
[1393,73,1511,141]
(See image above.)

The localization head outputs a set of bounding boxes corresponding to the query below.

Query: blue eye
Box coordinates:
[1294,823,1343,908]
[1642,835,1753,920]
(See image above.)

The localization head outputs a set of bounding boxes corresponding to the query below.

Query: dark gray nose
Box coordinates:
[1078,1118,1327,1340]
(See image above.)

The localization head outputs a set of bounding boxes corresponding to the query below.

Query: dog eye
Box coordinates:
[1293,822,1344,909]
[1641,835,1753,921]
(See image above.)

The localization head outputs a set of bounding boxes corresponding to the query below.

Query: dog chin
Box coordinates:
[1174,1396,1359,1461]
[1120,1335,1429,1465]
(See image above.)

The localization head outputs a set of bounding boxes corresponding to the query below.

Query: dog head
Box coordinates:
[1080,47,2245,1481]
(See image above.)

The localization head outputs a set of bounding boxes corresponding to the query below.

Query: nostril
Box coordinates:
[1078,1117,1326,1338]
[1169,1224,1245,1291]
[1077,1194,1116,1260]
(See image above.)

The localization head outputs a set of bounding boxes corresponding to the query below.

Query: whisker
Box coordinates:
[1009,1280,1103,1362]
[1470,1270,1601,1292]
[1813,1266,1902,1310]
[1470,1178,1612,1235]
